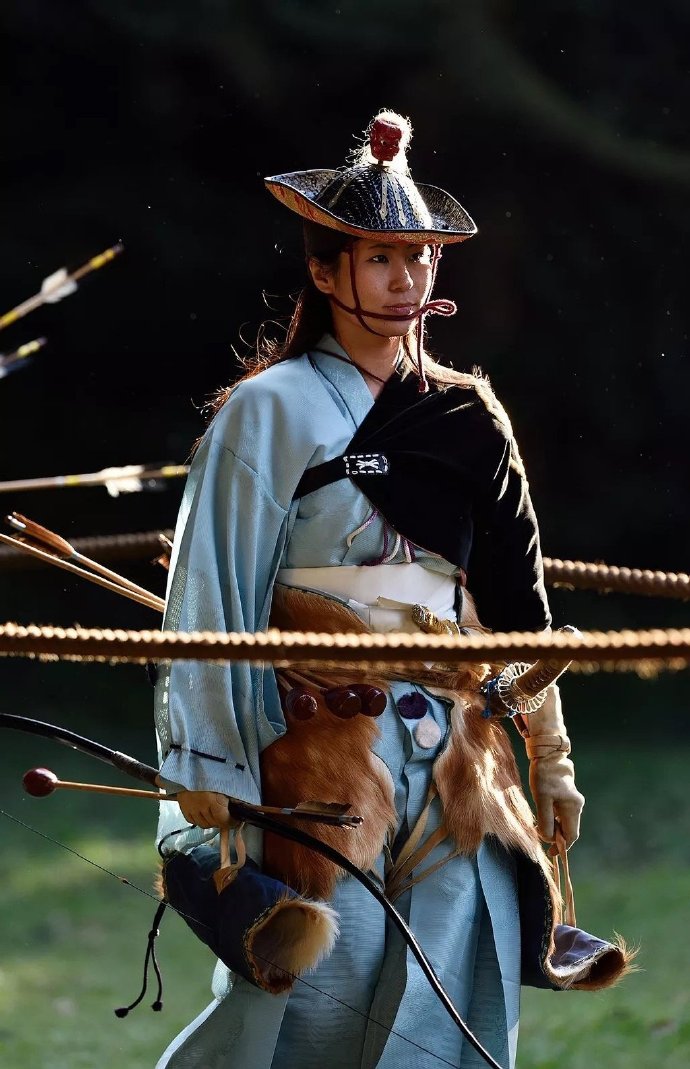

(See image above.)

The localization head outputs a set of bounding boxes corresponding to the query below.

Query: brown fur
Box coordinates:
[246,896,339,993]
[432,688,545,864]
[271,583,366,634]
[261,698,397,899]
[264,585,396,898]
[264,584,546,899]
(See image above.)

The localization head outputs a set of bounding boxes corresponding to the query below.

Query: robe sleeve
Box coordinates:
[154,399,293,803]
[467,417,551,634]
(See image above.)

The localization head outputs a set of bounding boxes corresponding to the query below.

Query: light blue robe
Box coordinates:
[155,339,521,1069]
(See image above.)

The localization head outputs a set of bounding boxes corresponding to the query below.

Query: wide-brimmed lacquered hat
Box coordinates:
[265,111,477,245]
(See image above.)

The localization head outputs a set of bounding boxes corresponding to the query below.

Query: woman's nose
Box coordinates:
[391,264,414,291]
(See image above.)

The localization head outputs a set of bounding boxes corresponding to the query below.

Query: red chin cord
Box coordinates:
[328,244,456,392]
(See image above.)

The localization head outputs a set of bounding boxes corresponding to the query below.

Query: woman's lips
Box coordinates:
[383,304,417,316]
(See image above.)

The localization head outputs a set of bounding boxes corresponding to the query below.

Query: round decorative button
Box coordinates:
[325,687,362,719]
[396,691,429,720]
[414,718,442,749]
[285,688,317,720]
[352,684,387,717]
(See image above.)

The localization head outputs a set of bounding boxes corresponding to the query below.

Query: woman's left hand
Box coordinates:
[524,686,585,848]
[528,748,585,847]
[177,789,239,829]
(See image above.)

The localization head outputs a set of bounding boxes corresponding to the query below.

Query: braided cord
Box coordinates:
[0,620,688,673]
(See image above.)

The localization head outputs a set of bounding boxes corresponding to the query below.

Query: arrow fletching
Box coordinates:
[6,513,74,558]
[294,801,353,817]
[101,466,146,497]
[0,243,123,332]
[40,268,78,304]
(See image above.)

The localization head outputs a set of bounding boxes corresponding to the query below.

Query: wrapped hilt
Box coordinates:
[482,625,580,719]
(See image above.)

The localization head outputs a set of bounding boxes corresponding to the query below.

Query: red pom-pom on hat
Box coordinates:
[369,117,403,164]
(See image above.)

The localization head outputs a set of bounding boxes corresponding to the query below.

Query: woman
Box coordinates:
[154,112,618,1069]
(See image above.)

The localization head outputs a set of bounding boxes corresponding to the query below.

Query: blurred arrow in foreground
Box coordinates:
[0,337,47,379]
[0,463,189,497]
[0,242,123,332]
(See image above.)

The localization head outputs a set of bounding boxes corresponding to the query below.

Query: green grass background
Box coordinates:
[1,685,689,1068]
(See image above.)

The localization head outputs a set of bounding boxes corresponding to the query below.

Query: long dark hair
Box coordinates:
[204,222,489,421]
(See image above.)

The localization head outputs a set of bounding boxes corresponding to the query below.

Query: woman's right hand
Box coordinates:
[176,790,237,829]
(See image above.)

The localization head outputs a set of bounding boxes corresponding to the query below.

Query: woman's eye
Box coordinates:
[370,254,389,263]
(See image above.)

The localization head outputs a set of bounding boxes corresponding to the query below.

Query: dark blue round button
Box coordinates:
[397,691,429,720]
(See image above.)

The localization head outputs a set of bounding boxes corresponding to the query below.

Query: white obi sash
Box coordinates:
[275,563,459,634]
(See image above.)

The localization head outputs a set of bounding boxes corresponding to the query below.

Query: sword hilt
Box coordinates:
[482,625,580,718]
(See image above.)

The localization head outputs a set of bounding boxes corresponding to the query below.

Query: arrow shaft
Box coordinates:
[71,549,163,605]
[53,779,175,800]
[0,294,45,330]
[0,532,164,611]
[0,465,189,495]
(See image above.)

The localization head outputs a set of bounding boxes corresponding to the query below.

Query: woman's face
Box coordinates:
[313,239,434,338]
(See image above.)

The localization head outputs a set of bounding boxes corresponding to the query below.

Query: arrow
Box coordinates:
[0,337,47,379]
[0,243,123,332]
[0,463,188,497]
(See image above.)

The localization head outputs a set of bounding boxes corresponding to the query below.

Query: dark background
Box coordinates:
[0,0,688,728]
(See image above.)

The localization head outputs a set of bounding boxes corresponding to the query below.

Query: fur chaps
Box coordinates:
[263,584,548,897]
[261,583,635,993]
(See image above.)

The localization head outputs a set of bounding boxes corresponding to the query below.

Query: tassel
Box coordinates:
[114,900,166,1017]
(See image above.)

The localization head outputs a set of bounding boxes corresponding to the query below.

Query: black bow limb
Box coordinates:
[0,712,160,783]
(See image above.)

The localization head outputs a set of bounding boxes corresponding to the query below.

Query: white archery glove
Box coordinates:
[525,684,584,849]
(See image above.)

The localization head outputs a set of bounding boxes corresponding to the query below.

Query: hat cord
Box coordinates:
[327,244,456,393]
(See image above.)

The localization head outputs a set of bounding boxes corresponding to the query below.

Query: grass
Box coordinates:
[1,723,689,1068]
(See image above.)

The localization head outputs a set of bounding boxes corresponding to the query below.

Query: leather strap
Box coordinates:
[384,784,460,903]
[213,824,247,893]
[295,455,349,499]
[525,733,571,760]
[551,828,576,927]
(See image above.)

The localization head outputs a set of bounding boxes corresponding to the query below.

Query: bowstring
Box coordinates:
[0,807,465,1069]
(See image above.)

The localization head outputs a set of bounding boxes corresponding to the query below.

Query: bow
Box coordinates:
[1,710,504,1069]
